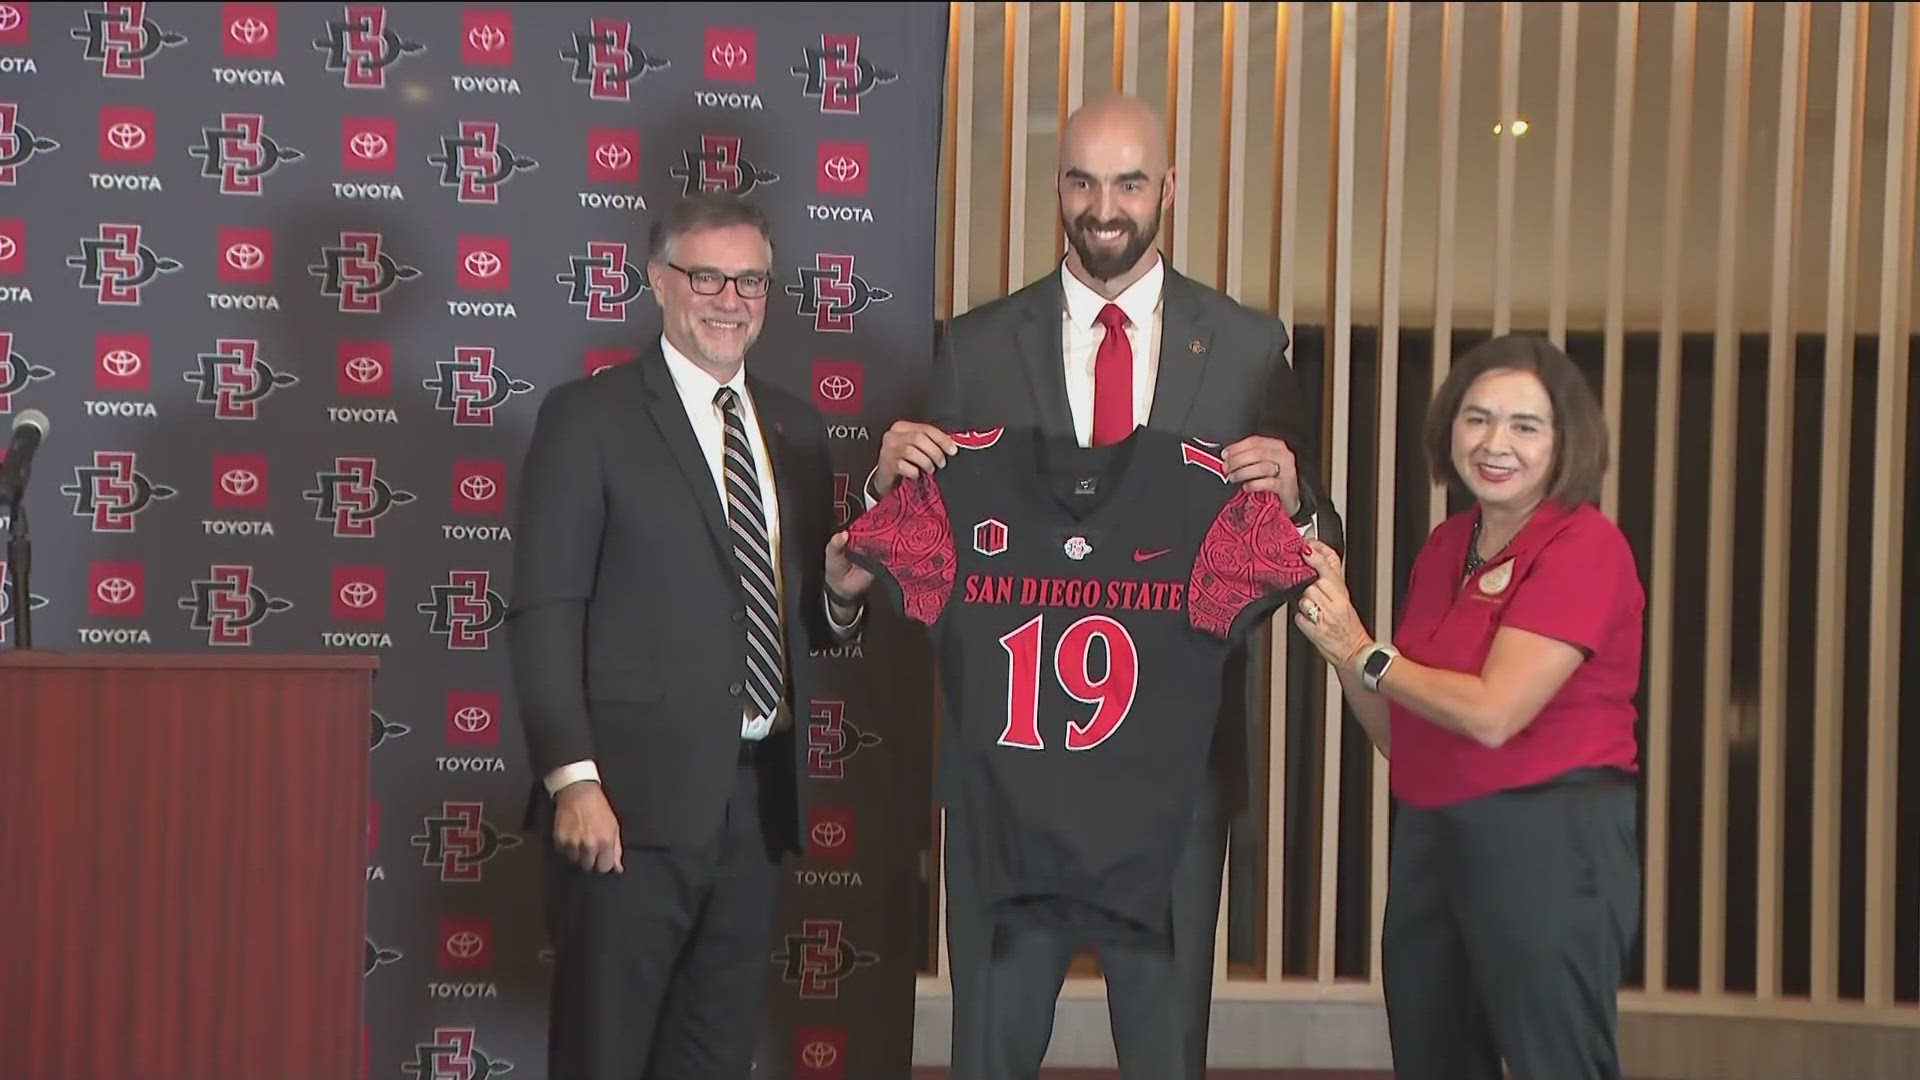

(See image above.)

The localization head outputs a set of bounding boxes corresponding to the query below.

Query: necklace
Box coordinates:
[1465,511,1531,581]
[1464,518,1487,580]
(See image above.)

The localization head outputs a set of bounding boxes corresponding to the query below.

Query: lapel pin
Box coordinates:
[1189,339,1206,354]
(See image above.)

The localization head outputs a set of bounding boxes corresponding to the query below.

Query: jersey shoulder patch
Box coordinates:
[1187,487,1317,638]
[950,427,1005,450]
[844,474,958,626]
[1178,438,1230,482]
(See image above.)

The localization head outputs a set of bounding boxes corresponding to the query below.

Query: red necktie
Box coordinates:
[1091,302,1133,446]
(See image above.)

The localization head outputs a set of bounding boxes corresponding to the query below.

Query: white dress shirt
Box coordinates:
[1058,254,1166,446]
[544,336,858,798]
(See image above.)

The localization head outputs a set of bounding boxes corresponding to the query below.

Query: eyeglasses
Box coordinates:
[667,262,772,299]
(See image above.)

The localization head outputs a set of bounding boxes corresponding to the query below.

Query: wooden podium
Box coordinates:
[0,652,376,1080]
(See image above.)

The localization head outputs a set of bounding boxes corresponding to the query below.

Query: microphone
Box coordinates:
[0,408,48,502]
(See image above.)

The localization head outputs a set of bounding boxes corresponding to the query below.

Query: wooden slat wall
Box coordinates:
[921,1,1920,1026]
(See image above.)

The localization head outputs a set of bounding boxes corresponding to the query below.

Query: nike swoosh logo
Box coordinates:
[1133,548,1171,563]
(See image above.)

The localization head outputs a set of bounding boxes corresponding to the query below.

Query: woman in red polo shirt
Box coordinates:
[1291,334,1645,1080]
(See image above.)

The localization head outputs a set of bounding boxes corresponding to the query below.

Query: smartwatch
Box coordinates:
[1357,643,1399,693]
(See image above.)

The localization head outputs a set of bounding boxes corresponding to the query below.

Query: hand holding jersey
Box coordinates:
[876,419,1309,516]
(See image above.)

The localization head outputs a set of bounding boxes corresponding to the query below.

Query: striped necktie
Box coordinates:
[713,386,785,722]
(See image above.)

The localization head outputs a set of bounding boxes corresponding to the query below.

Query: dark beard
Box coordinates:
[1066,203,1161,282]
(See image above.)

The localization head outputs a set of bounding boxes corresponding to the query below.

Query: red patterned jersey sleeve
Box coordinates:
[1187,488,1318,640]
[844,474,959,627]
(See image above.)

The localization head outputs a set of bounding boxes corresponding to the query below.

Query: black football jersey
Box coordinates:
[845,425,1316,938]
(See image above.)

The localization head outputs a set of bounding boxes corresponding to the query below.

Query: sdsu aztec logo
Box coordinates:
[422,347,534,427]
[370,710,411,751]
[403,1027,514,1080]
[790,34,896,115]
[177,564,294,647]
[669,135,779,197]
[559,17,669,102]
[419,570,506,651]
[67,224,183,306]
[364,938,402,976]
[71,2,188,79]
[60,451,176,532]
[313,5,425,89]
[184,339,299,420]
[806,700,882,780]
[0,104,62,186]
[308,231,421,314]
[410,801,522,882]
[303,457,417,539]
[787,254,892,333]
[426,122,538,204]
[0,561,50,646]
[556,242,646,322]
[771,919,878,1000]
[189,114,305,197]
[0,333,54,412]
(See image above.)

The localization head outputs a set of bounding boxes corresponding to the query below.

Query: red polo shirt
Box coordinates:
[1387,499,1645,808]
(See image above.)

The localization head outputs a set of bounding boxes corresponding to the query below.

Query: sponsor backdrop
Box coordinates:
[0,3,946,1077]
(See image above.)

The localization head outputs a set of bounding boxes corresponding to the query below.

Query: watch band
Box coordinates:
[1358,643,1399,693]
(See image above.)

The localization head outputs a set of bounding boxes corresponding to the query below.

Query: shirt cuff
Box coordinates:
[825,592,864,631]
[1299,512,1318,540]
[544,760,600,798]
[862,467,883,509]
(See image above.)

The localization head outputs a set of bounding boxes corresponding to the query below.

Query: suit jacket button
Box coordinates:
[731,610,745,624]
[728,682,743,697]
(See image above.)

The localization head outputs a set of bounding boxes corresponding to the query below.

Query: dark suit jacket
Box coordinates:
[916,262,1345,814]
[506,343,854,856]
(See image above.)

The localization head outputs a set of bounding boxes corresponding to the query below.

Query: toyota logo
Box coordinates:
[225,243,265,271]
[95,577,136,605]
[444,930,485,959]
[459,475,498,503]
[463,251,501,278]
[452,706,492,734]
[220,469,260,497]
[101,350,143,377]
[710,42,749,69]
[799,1042,838,1069]
[594,142,632,172]
[0,237,14,262]
[338,581,379,609]
[229,17,270,45]
[466,23,507,53]
[107,123,148,151]
[810,821,847,848]
[0,8,22,35]
[817,374,856,401]
[349,132,389,160]
[823,156,861,184]
[343,355,385,384]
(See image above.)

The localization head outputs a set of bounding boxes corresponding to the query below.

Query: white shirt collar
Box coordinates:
[1059,253,1165,331]
[659,333,747,409]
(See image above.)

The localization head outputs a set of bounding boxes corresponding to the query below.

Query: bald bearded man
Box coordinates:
[867,95,1344,1079]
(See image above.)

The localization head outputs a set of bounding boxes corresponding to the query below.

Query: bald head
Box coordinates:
[1056,94,1173,291]
[1060,95,1169,177]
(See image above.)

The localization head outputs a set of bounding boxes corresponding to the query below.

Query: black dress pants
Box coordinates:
[1382,771,1641,1080]
[943,783,1224,1080]
[543,745,783,1080]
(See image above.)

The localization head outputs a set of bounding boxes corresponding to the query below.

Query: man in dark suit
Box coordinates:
[507,192,871,1080]
[868,94,1345,1079]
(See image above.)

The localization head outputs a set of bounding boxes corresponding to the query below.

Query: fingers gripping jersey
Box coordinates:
[846,426,1316,935]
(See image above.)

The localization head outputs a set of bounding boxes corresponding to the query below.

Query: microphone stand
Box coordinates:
[5,495,29,650]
